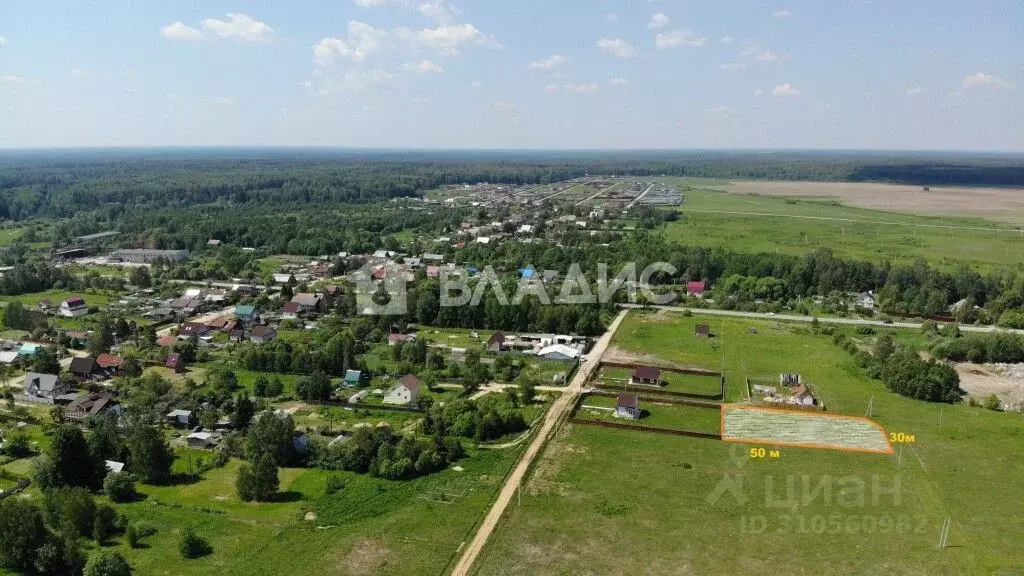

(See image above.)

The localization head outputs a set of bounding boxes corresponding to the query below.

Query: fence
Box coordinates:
[595,361,725,400]
[568,418,722,440]
[584,391,721,410]
[599,360,721,377]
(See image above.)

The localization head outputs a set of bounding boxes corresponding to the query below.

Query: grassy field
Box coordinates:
[660,178,1024,270]
[472,310,1024,575]
[576,394,721,434]
[596,366,722,396]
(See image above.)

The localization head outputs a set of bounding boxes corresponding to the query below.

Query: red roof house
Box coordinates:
[687,281,707,296]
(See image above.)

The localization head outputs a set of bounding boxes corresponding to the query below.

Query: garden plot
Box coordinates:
[721,405,892,454]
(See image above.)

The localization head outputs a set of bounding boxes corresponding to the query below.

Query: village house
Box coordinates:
[291,293,323,314]
[169,296,202,316]
[23,373,70,402]
[165,353,186,373]
[615,394,640,420]
[186,431,219,449]
[273,273,295,285]
[167,409,194,427]
[384,374,421,406]
[792,384,816,406]
[64,392,121,422]
[69,357,99,382]
[251,326,277,344]
[179,322,211,342]
[59,297,89,318]
[631,366,662,386]
[95,353,124,375]
[486,331,506,353]
[281,301,301,320]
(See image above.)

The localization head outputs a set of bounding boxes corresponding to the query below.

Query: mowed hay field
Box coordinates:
[471,311,1024,576]
[660,178,1024,270]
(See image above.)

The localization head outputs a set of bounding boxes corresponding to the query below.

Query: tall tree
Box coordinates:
[125,426,174,484]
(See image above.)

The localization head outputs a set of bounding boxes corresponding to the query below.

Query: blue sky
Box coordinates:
[0,0,1021,149]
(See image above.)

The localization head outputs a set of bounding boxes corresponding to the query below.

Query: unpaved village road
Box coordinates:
[449,309,629,576]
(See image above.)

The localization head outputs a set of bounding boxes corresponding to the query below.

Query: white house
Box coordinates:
[615,394,640,420]
[536,344,581,361]
[59,297,88,318]
[792,385,816,406]
[186,431,219,449]
[23,373,70,401]
[383,374,421,406]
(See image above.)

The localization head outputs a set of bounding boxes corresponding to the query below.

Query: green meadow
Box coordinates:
[472,311,1024,575]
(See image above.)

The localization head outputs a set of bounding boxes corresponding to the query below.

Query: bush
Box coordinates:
[983,394,1002,411]
[103,472,137,503]
[42,487,97,538]
[84,550,133,576]
[178,527,212,559]
[92,504,118,544]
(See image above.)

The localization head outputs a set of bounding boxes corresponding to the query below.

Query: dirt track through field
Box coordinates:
[448,309,629,576]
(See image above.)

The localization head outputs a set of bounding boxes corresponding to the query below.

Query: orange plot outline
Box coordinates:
[720,404,894,455]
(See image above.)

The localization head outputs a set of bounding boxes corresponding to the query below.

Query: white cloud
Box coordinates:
[816,101,832,111]
[419,1,460,24]
[306,68,396,96]
[773,9,791,19]
[354,0,398,7]
[597,38,636,58]
[0,75,28,84]
[753,88,765,96]
[0,36,7,48]
[604,13,619,23]
[402,59,444,74]
[494,100,516,110]
[721,36,733,44]
[71,68,89,78]
[648,13,671,29]
[396,23,501,56]
[906,85,924,96]
[470,80,483,88]
[962,71,1015,91]
[742,43,778,61]
[201,13,274,43]
[719,63,747,71]
[161,21,203,41]
[773,83,800,97]
[608,77,629,86]
[656,29,706,49]
[706,106,736,115]
[544,84,560,93]
[314,21,390,65]
[565,82,600,93]
[529,54,569,70]
[206,97,234,108]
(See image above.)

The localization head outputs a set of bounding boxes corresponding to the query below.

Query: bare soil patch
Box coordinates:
[335,538,390,576]
[955,363,1024,405]
[729,181,1024,224]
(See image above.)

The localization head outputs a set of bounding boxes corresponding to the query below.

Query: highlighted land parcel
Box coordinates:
[721,404,893,454]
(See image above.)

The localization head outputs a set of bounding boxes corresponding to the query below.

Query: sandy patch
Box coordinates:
[729,181,1024,224]
[335,539,390,576]
[955,363,1024,406]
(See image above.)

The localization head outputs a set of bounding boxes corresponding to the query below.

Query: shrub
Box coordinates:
[103,472,137,503]
[983,394,1002,411]
[178,527,212,559]
[84,550,133,576]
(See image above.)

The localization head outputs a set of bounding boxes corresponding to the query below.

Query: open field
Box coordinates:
[662,179,1024,269]
[722,405,892,454]
[472,311,1024,575]
[730,180,1024,224]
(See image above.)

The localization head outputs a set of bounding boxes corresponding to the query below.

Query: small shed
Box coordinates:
[695,324,711,338]
[165,353,185,374]
[631,366,661,386]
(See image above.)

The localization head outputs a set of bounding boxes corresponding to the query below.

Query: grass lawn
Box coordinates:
[472,310,1024,575]
[662,180,1024,270]
[4,288,120,309]
[596,366,722,396]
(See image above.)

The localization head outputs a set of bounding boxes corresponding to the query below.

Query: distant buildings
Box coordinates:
[59,297,88,317]
[384,375,421,406]
[109,248,189,263]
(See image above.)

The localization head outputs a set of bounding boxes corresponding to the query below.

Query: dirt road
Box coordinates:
[449,309,628,576]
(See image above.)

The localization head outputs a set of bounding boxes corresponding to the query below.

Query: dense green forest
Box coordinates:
[1,150,1022,221]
